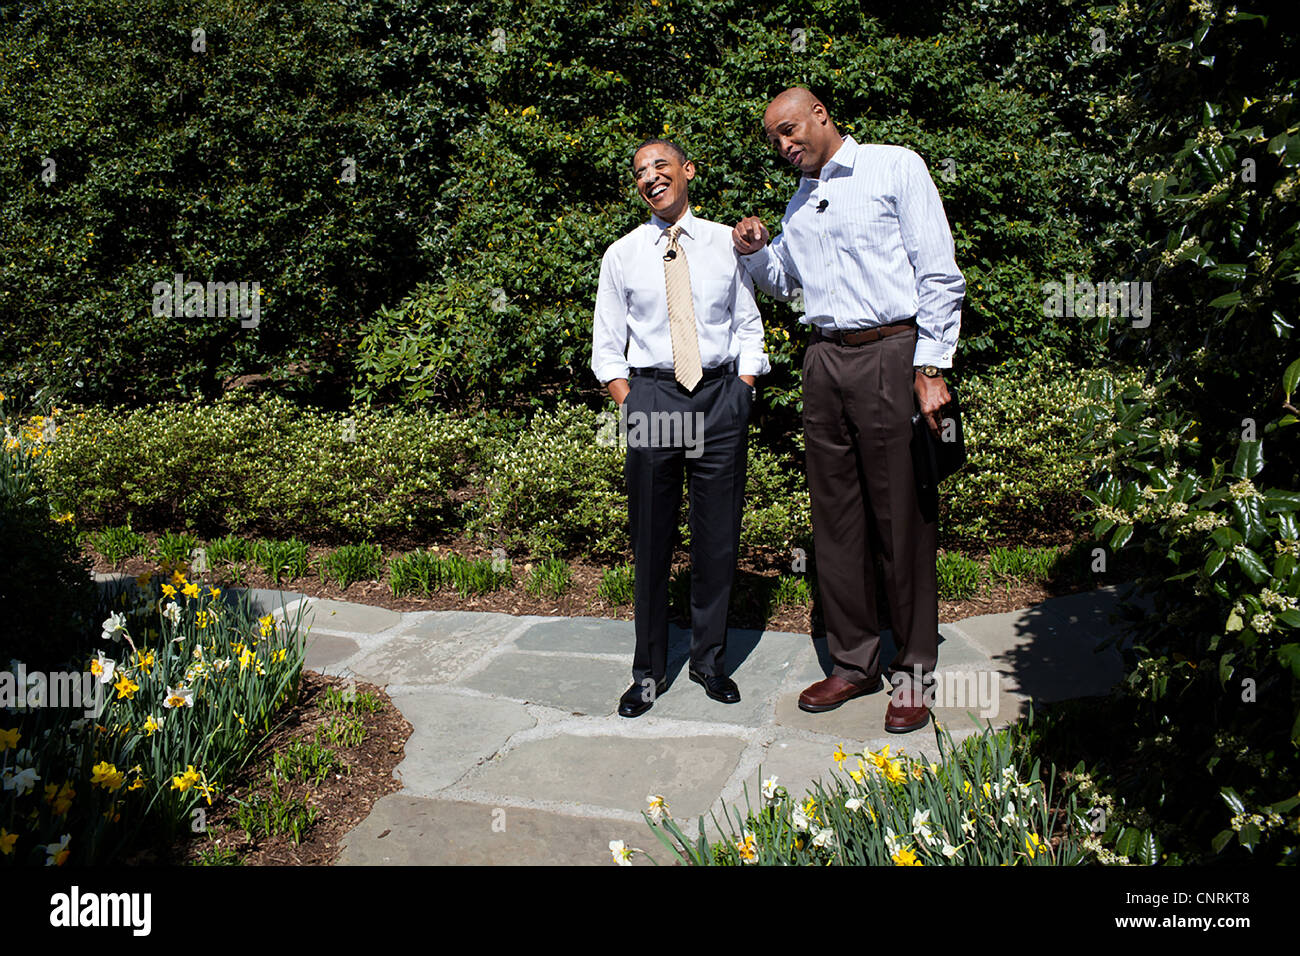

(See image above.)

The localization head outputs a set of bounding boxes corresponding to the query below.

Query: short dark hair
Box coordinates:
[631,137,688,170]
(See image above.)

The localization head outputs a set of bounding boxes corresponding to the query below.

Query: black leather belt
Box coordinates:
[629,360,737,381]
[811,317,916,346]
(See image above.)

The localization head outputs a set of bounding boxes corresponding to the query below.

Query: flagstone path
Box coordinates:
[237,585,1142,866]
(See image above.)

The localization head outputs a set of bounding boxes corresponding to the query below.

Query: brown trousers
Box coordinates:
[802,325,938,691]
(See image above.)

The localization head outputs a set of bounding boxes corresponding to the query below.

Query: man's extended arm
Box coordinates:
[733,217,802,303]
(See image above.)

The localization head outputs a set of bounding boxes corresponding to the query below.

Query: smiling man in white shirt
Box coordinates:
[592,138,771,718]
[732,87,965,734]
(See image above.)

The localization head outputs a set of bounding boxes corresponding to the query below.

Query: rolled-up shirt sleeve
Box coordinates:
[740,235,802,303]
[898,150,964,369]
[731,254,771,377]
[590,245,630,384]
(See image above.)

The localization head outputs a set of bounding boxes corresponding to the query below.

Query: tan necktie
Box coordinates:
[663,223,703,391]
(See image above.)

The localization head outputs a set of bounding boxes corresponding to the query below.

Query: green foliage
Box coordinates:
[36,393,483,539]
[0,397,97,671]
[315,714,366,749]
[525,558,573,598]
[1063,0,1300,863]
[937,551,982,600]
[320,685,383,716]
[597,563,635,606]
[251,538,310,585]
[0,0,491,405]
[235,771,319,846]
[318,543,384,590]
[467,404,626,557]
[91,524,148,566]
[154,530,198,567]
[270,741,346,788]
[987,545,1061,584]
[204,534,248,566]
[771,574,812,608]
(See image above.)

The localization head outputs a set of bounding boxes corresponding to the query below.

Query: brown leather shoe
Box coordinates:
[884,690,931,734]
[798,674,882,713]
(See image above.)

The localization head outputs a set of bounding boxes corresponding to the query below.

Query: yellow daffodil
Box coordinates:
[142,714,165,736]
[259,614,275,638]
[135,571,153,587]
[91,761,125,791]
[273,647,287,664]
[171,765,201,792]
[160,583,176,599]
[911,763,925,780]
[882,759,906,785]
[182,582,200,599]
[0,727,19,752]
[136,648,155,674]
[832,744,847,765]
[208,586,221,599]
[114,673,139,700]
[1025,832,1044,859]
[170,570,187,587]
[892,846,922,866]
[0,828,17,855]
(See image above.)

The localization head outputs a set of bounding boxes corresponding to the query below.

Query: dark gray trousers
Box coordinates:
[624,370,751,682]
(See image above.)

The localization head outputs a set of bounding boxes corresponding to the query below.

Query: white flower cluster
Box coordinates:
[1228,479,1260,500]
[1160,235,1200,267]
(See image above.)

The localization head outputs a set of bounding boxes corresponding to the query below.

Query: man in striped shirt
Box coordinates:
[733,87,965,734]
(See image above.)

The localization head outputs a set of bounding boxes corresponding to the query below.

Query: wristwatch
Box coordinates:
[914,364,943,378]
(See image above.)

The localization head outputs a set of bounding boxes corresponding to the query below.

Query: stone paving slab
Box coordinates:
[387,689,537,796]
[456,732,749,821]
[516,616,637,654]
[299,597,403,635]
[459,652,631,715]
[336,795,650,866]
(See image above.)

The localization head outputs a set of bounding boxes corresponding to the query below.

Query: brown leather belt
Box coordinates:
[810,317,916,346]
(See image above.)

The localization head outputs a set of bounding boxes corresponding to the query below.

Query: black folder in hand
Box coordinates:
[910,387,966,517]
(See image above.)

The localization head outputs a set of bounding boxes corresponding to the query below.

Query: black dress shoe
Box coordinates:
[618,677,668,718]
[689,668,740,704]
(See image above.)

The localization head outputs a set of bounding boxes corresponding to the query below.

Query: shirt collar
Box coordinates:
[650,206,697,243]
[813,134,858,179]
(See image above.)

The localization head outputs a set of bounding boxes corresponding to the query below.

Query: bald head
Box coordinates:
[762,87,842,178]
[764,87,823,124]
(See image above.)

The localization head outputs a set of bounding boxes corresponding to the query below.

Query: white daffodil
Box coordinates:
[791,803,811,832]
[163,601,181,625]
[812,827,837,849]
[761,776,780,804]
[845,797,864,812]
[101,612,126,642]
[961,815,976,837]
[44,833,71,866]
[1001,803,1019,827]
[646,794,670,824]
[3,767,40,796]
[940,839,961,859]
[609,840,636,866]
[162,684,194,709]
[911,808,933,844]
[91,650,116,685]
[884,826,902,856]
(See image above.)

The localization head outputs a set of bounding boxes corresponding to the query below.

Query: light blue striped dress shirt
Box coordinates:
[740,135,965,368]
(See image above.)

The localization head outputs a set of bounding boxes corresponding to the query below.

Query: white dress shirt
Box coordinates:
[591,208,771,384]
[739,135,964,368]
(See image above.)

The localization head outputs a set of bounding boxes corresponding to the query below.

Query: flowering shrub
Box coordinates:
[35,393,484,539]
[628,723,1087,866]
